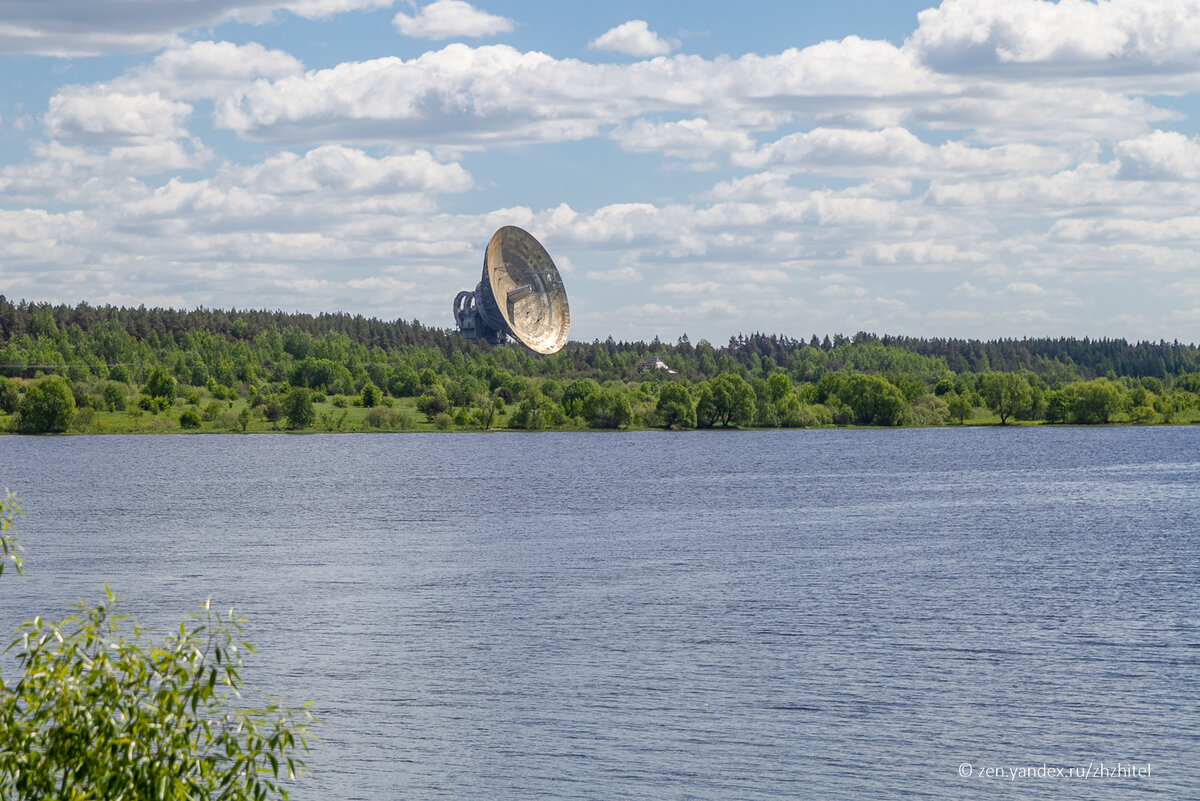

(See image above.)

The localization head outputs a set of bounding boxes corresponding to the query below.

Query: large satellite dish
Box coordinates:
[453,226,570,354]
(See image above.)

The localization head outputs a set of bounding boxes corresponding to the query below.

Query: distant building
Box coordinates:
[635,356,677,374]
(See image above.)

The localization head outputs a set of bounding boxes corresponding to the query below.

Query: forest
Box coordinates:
[1,296,1198,434]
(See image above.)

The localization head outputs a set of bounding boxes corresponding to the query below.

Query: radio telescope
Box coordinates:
[453,226,570,354]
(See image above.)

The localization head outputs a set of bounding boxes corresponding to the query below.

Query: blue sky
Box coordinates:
[2,0,1200,344]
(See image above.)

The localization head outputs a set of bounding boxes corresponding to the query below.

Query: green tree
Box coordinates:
[0,378,19,414]
[360,383,381,408]
[561,379,600,419]
[581,389,633,429]
[179,409,202,429]
[237,406,252,432]
[655,383,696,429]
[101,381,128,412]
[263,399,283,429]
[282,387,315,430]
[837,374,908,426]
[1043,389,1070,424]
[694,374,756,428]
[18,375,76,433]
[1068,379,1123,424]
[947,392,973,424]
[977,372,1033,424]
[416,389,448,422]
[142,366,177,405]
[0,493,313,800]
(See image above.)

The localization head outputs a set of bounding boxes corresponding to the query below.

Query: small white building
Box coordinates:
[635,356,677,374]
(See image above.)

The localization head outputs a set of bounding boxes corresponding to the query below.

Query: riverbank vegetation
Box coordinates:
[1,297,1198,433]
[0,491,313,798]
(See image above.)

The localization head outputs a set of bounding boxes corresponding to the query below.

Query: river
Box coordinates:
[2,427,1197,799]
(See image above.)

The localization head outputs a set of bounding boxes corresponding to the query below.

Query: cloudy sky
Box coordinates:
[2,0,1199,344]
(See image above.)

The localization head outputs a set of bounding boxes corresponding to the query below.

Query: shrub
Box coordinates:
[179,409,202,429]
[363,406,409,430]
[202,401,223,421]
[909,394,949,426]
[0,495,314,800]
[263,399,283,428]
[101,381,127,412]
[0,378,19,414]
[142,366,176,404]
[282,387,315,430]
[18,375,76,433]
[360,383,381,408]
[71,407,96,431]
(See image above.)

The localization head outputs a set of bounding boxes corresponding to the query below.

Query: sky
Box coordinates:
[2,0,1200,345]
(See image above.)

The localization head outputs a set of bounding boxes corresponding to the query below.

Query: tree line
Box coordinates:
[1,297,1199,433]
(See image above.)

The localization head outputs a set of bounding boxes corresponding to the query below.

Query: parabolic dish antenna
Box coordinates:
[452,226,570,354]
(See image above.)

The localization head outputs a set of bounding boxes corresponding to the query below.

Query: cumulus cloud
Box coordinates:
[588,20,677,57]
[44,91,193,147]
[229,145,473,195]
[737,126,1074,177]
[611,117,755,163]
[908,0,1200,75]
[0,0,392,56]
[392,0,513,40]
[1115,130,1200,180]
[127,41,305,99]
[213,39,943,147]
[7,1,1200,340]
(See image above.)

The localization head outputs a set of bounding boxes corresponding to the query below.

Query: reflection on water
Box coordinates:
[2,427,1198,800]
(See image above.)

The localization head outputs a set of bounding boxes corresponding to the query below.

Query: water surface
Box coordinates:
[2,428,1197,799]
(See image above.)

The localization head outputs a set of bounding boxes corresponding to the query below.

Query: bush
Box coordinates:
[215,409,241,430]
[263,399,283,428]
[71,407,96,431]
[18,375,76,433]
[433,412,452,430]
[363,406,409,430]
[101,381,127,412]
[0,378,19,414]
[142,366,177,404]
[360,383,381,408]
[283,387,315,430]
[909,394,949,426]
[202,400,223,421]
[0,494,313,800]
[179,409,202,429]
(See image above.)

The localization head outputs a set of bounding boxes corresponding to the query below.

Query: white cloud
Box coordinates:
[589,20,677,57]
[214,39,943,148]
[586,266,643,283]
[44,91,193,146]
[909,0,1200,76]
[128,41,305,100]
[0,0,393,56]
[230,145,472,195]
[392,0,513,40]
[737,126,1074,176]
[1115,130,1200,180]
[612,117,755,162]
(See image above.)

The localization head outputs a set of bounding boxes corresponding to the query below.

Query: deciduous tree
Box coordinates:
[655,383,695,429]
[17,375,75,433]
[977,372,1033,424]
